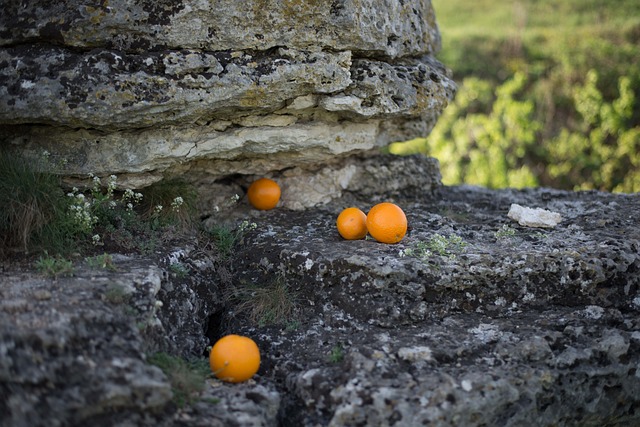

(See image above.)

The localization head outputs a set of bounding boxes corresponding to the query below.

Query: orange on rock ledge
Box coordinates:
[336,207,368,240]
[366,202,407,244]
[209,334,261,383]
[247,178,281,210]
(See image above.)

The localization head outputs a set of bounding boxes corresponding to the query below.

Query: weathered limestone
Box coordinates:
[2,165,639,425]
[0,0,441,58]
[0,0,455,195]
[230,181,640,426]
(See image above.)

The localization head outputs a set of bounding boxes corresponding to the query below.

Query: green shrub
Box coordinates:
[413,0,640,192]
[392,70,640,192]
[140,179,198,229]
[547,71,640,192]
[392,73,540,189]
[227,276,296,327]
[208,220,256,259]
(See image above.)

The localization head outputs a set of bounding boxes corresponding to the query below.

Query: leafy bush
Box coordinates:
[400,0,640,192]
[391,70,640,192]
[547,71,640,192]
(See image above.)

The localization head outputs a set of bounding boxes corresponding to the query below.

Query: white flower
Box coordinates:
[171,196,184,212]
[107,175,117,193]
[92,234,102,245]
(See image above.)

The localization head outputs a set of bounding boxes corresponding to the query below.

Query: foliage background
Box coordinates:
[391,0,640,192]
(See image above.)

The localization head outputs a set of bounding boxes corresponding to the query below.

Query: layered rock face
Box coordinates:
[0,0,455,208]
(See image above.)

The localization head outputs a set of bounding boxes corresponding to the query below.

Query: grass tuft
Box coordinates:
[147,352,210,408]
[34,252,74,278]
[0,150,76,254]
[208,221,257,259]
[228,276,297,327]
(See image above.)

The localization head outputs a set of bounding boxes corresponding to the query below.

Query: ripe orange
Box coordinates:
[366,202,407,244]
[336,207,368,240]
[247,178,281,210]
[209,334,261,383]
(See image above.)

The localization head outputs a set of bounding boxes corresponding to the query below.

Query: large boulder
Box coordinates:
[0,0,455,198]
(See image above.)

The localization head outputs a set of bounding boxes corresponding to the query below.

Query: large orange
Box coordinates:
[336,207,368,240]
[247,178,281,210]
[209,335,261,383]
[366,202,407,244]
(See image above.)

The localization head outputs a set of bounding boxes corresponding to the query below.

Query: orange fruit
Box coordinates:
[209,334,261,383]
[366,202,407,244]
[247,178,281,210]
[336,207,368,240]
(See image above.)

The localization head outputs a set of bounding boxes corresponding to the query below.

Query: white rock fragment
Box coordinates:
[461,380,473,392]
[397,346,432,362]
[507,204,562,228]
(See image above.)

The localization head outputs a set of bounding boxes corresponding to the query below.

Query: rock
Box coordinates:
[0,257,174,426]
[228,180,639,426]
[178,383,281,427]
[508,203,563,228]
[0,0,455,197]
[234,185,639,327]
[277,154,442,211]
[1,175,639,426]
[0,0,441,58]
[0,240,278,426]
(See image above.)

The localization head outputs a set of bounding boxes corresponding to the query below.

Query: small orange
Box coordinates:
[209,334,261,383]
[336,207,368,240]
[366,202,407,244]
[247,178,281,210]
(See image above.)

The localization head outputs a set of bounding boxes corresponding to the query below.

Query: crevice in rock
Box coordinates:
[202,309,228,356]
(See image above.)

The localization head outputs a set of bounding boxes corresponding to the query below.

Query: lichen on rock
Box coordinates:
[0,0,454,201]
[1,157,639,426]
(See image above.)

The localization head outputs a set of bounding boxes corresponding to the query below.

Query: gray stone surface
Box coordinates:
[0,0,441,58]
[2,157,638,426]
[230,182,640,426]
[0,248,278,427]
[0,0,455,194]
[0,256,173,426]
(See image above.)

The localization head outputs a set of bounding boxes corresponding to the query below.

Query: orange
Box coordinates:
[247,178,281,210]
[336,207,368,240]
[366,202,407,244]
[209,334,261,383]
